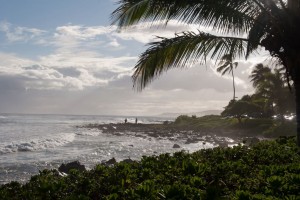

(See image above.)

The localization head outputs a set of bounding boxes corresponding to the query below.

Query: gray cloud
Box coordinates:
[148,61,253,95]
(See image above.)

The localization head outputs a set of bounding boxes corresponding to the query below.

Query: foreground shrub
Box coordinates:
[1,137,299,199]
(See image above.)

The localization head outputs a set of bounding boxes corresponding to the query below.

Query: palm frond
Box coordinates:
[246,12,269,58]
[112,0,260,34]
[249,63,271,87]
[256,0,283,12]
[132,31,248,90]
[217,54,234,75]
[217,63,232,75]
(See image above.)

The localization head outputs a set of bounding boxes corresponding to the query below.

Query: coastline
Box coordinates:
[78,122,265,148]
[1,114,291,185]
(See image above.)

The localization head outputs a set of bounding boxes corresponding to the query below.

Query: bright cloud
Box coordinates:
[0,21,254,93]
[0,19,259,115]
[0,51,136,91]
[113,20,205,43]
[55,25,113,40]
[0,21,46,42]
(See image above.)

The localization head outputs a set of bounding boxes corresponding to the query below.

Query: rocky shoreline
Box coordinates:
[78,122,262,148]
[59,123,264,175]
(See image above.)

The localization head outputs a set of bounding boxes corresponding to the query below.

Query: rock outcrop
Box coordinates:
[173,144,181,148]
[58,161,86,174]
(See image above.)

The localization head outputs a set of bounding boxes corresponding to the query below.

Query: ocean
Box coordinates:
[0,114,218,185]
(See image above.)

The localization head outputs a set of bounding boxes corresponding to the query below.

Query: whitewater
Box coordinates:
[0,114,218,185]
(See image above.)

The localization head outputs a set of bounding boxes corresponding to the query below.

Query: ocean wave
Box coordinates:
[0,133,75,154]
[76,129,103,136]
[76,131,102,137]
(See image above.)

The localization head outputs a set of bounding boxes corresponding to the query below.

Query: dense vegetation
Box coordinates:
[221,64,295,123]
[1,137,299,199]
[174,115,296,138]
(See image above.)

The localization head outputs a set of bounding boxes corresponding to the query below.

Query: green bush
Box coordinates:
[0,137,299,199]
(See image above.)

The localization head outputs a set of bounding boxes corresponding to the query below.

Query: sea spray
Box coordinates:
[0,133,75,154]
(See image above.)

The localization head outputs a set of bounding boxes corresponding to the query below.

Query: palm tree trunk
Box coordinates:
[287,0,300,147]
[288,0,300,15]
[294,69,300,147]
[231,67,236,100]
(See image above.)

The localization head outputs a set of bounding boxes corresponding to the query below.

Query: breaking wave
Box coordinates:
[76,131,102,136]
[0,133,75,154]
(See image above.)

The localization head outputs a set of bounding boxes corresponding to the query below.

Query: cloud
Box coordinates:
[55,25,112,40]
[146,60,253,94]
[0,51,136,91]
[113,20,204,43]
[107,38,120,47]
[48,21,208,48]
[0,21,262,115]
[0,21,46,42]
[50,25,118,50]
[0,22,141,91]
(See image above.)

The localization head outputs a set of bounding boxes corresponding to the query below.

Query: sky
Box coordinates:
[0,0,270,116]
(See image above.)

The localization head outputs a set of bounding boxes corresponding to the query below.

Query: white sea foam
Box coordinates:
[0,114,177,184]
[0,133,75,154]
[215,136,235,143]
[76,130,102,136]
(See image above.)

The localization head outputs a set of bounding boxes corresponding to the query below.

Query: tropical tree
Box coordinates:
[251,67,296,120]
[112,0,300,146]
[249,64,272,88]
[250,64,276,116]
[217,54,238,100]
[222,98,262,124]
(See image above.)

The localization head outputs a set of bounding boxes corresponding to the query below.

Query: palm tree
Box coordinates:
[249,64,272,88]
[249,64,274,114]
[252,68,296,120]
[111,0,300,146]
[217,54,238,100]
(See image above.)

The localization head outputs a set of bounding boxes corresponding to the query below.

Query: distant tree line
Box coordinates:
[221,64,295,123]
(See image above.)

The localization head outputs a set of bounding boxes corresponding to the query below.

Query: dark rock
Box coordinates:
[218,143,228,148]
[114,132,123,136]
[173,144,181,148]
[148,132,159,138]
[163,120,170,125]
[128,144,134,147]
[135,134,147,139]
[243,137,260,146]
[121,158,134,164]
[58,161,86,174]
[105,157,117,165]
[185,138,198,144]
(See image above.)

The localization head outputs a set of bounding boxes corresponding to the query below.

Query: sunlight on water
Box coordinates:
[0,114,236,184]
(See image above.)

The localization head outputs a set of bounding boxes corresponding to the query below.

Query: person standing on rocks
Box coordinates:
[135,118,138,124]
[125,118,127,124]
